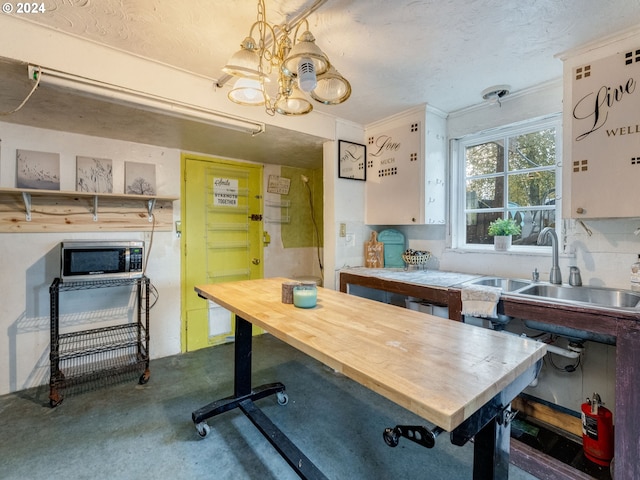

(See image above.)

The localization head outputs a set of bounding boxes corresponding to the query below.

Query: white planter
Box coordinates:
[493,235,512,251]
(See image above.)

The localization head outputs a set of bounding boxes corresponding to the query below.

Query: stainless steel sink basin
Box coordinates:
[469,277,530,292]
[516,284,640,309]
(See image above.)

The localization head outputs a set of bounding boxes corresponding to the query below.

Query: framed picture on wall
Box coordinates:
[16,149,60,190]
[338,140,366,180]
[125,161,156,195]
[76,156,113,193]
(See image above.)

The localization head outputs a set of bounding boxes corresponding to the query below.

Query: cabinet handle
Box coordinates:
[576,207,585,214]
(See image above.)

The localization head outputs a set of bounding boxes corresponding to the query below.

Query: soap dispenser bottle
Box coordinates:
[631,254,640,284]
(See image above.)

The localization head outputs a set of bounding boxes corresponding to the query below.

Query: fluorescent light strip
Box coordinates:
[28,65,265,136]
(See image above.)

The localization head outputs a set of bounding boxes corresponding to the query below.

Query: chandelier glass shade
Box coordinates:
[228,77,266,106]
[310,66,351,105]
[222,0,350,116]
[221,37,263,80]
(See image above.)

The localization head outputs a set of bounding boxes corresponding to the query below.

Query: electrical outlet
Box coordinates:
[339,223,347,237]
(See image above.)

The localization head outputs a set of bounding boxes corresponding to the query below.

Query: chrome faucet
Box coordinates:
[537,227,562,284]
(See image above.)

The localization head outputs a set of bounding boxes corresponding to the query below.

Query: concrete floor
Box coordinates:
[0,334,540,479]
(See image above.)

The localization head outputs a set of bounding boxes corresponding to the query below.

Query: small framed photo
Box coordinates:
[125,161,156,195]
[338,140,366,181]
[16,149,60,190]
[76,156,113,193]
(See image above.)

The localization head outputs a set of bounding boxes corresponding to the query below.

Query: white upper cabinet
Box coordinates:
[561,30,640,219]
[364,105,447,225]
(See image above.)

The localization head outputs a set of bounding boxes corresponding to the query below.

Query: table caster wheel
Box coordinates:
[195,422,210,438]
[276,391,289,406]
[383,427,399,447]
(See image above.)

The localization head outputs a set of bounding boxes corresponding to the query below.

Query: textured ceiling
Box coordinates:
[10,0,640,122]
[2,0,640,166]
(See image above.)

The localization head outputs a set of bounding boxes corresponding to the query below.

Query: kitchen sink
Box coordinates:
[469,277,530,292]
[462,277,637,341]
[515,283,636,344]
[516,284,640,309]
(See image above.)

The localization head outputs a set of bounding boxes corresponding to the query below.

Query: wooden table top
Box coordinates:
[195,278,546,432]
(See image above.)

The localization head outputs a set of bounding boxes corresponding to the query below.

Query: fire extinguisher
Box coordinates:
[581,392,614,466]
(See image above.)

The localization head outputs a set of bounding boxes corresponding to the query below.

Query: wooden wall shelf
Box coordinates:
[0,187,177,233]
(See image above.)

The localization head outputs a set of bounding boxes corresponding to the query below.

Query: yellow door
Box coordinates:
[181,154,263,352]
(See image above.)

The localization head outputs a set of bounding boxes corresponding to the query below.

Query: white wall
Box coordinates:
[0,121,181,395]
[323,119,368,290]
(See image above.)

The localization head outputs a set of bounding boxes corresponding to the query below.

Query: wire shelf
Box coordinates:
[55,323,147,361]
[51,352,148,394]
[49,276,150,406]
[53,276,146,292]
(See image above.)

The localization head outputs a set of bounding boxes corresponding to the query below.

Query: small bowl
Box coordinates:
[402,252,431,269]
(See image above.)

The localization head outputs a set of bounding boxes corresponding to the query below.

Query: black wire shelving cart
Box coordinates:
[48,276,151,407]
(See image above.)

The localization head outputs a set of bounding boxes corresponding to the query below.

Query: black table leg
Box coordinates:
[234,312,253,398]
[191,315,287,425]
[450,361,540,480]
[191,315,328,480]
[472,407,512,479]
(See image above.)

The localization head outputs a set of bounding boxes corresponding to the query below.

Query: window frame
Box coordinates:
[451,115,562,251]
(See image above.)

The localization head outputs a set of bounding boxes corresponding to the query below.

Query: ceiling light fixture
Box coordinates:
[222,0,351,116]
[481,85,511,106]
[28,65,265,135]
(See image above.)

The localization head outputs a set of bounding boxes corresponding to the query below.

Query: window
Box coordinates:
[454,116,561,248]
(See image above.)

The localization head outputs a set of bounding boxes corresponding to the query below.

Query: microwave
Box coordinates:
[60,240,145,281]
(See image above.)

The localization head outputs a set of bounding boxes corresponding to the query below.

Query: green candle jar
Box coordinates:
[293,282,317,308]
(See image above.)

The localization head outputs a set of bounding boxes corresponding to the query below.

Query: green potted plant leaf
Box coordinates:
[488,217,521,251]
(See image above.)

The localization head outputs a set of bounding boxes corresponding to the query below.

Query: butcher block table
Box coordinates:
[192,278,546,479]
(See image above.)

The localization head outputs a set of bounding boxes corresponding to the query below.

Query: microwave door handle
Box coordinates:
[125,248,131,273]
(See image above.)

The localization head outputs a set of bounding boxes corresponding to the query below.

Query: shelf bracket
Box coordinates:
[147,198,156,222]
[22,192,32,221]
[93,195,99,222]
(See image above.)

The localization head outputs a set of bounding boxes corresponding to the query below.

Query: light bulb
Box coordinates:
[297,57,317,92]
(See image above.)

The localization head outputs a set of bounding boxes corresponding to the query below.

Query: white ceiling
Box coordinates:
[2,0,640,166]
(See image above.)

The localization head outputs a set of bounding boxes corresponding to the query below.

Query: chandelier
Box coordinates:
[221,0,351,116]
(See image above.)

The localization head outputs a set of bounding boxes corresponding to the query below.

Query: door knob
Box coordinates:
[252,258,261,265]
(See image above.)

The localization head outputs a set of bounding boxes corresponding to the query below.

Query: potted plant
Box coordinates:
[488,217,521,251]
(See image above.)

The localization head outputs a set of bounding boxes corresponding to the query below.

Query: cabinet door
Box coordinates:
[364,108,446,225]
[567,48,640,218]
[365,121,424,224]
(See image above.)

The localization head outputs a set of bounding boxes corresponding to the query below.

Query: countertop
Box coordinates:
[341,267,640,320]
[340,267,483,289]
